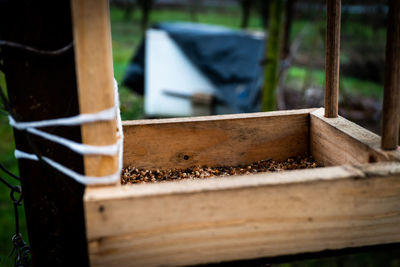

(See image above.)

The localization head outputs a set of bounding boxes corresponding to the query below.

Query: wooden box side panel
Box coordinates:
[85,163,400,267]
[122,109,313,169]
[310,108,400,166]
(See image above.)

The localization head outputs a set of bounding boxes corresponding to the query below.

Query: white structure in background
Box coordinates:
[145,29,217,117]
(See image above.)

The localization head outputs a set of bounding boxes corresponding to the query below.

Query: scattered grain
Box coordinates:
[121,155,322,184]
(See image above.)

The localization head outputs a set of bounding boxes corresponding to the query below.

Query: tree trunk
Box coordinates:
[281,0,296,59]
[239,0,252,29]
[138,0,154,35]
[257,0,270,29]
[261,0,285,111]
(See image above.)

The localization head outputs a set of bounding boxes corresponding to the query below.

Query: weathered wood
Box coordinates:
[310,108,400,166]
[71,0,119,184]
[122,109,313,169]
[381,0,400,150]
[0,1,89,265]
[85,162,400,267]
[324,0,341,118]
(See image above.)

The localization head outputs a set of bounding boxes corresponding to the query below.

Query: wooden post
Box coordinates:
[381,0,400,150]
[324,0,341,118]
[0,1,89,265]
[239,0,252,29]
[71,0,119,182]
[281,0,296,59]
[0,0,118,265]
[137,0,154,35]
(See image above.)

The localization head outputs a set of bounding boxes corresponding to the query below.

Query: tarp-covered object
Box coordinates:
[123,22,265,114]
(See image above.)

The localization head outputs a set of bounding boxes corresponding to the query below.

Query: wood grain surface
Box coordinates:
[324,0,341,118]
[85,162,400,266]
[71,0,119,183]
[310,108,400,166]
[381,0,400,150]
[122,109,313,169]
[0,1,89,264]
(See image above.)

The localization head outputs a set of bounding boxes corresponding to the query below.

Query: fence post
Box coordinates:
[324,0,341,118]
[0,0,89,265]
[71,0,119,183]
[381,0,400,150]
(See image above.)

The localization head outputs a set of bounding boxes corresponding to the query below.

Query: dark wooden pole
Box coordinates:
[381,0,400,150]
[0,1,89,266]
[138,0,154,35]
[281,0,296,59]
[324,0,341,118]
[239,0,252,29]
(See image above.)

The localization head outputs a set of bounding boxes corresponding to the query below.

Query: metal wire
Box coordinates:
[12,233,31,267]
[10,186,22,233]
[0,173,30,266]
[0,163,20,181]
[0,39,74,267]
[0,40,73,56]
[0,81,31,267]
[0,173,14,190]
[10,194,31,267]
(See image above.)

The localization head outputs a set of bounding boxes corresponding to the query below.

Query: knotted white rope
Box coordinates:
[9,79,123,185]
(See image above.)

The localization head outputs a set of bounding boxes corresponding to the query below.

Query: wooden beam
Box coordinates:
[324,0,341,118]
[310,108,400,166]
[71,0,119,184]
[0,1,89,265]
[84,162,400,266]
[122,109,313,169]
[381,0,400,150]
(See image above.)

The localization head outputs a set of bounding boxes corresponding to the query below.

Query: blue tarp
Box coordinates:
[123,22,266,114]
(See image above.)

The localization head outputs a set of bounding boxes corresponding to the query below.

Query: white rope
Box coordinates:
[10,79,124,185]
[114,79,124,176]
[9,106,116,129]
[25,128,122,156]
[14,150,120,185]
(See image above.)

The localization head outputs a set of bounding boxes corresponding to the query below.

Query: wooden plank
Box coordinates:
[324,0,341,118]
[84,162,400,266]
[310,108,400,166]
[122,109,314,169]
[71,0,119,183]
[0,1,89,265]
[381,0,400,150]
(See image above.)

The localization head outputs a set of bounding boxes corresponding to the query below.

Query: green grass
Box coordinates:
[0,75,27,266]
[0,5,394,266]
[286,66,383,99]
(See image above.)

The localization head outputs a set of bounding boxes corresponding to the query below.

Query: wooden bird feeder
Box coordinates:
[1,0,400,266]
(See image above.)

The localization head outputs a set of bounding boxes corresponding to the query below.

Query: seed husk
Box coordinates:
[121,155,322,185]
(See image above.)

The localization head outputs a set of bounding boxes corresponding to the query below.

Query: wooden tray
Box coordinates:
[84,108,400,266]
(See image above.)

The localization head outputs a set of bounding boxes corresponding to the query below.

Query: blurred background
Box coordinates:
[114,0,387,135]
[1,0,399,266]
